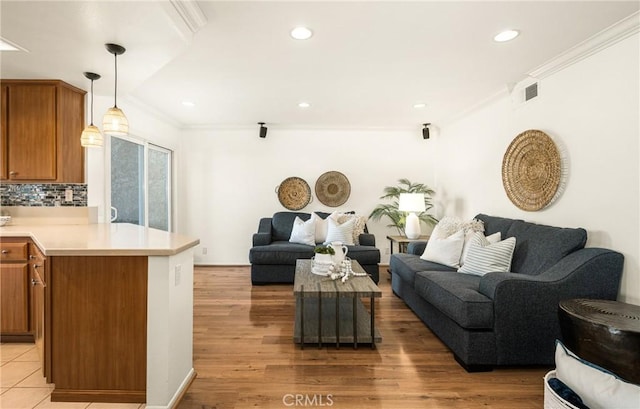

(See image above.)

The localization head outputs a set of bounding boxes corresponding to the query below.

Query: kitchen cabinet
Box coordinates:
[0,80,85,183]
[0,238,30,339]
[1,84,7,180]
[30,242,48,379]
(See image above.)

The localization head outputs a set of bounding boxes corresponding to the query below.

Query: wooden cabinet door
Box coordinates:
[0,263,29,333]
[30,258,46,375]
[1,84,7,180]
[7,84,57,180]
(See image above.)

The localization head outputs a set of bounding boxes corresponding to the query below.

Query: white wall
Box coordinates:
[86,95,182,226]
[434,34,640,304]
[178,33,639,305]
[178,128,436,265]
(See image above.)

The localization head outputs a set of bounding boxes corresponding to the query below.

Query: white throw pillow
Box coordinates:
[310,212,328,244]
[336,213,367,245]
[555,341,640,409]
[457,232,516,276]
[289,216,316,246]
[420,229,465,268]
[324,217,355,245]
[460,231,501,266]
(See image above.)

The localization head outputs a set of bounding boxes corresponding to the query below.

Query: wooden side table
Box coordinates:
[386,235,430,255]
[558,298,640,384]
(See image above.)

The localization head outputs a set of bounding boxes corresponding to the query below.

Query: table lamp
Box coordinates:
[398,193,426,239]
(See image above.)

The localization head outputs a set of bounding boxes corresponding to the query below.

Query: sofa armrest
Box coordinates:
[407,241,427,255]
[478,248,623,301]
[359,233,376,247]
[252,218,273,246]
[477,248,623,365]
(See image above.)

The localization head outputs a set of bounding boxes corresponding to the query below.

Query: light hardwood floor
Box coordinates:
[178,266,550,409]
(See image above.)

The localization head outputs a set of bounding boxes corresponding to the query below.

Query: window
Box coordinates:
[110,136,172,231]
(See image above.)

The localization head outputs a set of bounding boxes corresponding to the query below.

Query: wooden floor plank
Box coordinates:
[178,266,549,409]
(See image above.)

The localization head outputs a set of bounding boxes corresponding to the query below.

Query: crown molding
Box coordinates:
[169,0,208,34]
[529,11,639,79]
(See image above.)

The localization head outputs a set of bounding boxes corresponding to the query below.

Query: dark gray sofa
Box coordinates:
[249,211,381,284]
[390,213,624,371]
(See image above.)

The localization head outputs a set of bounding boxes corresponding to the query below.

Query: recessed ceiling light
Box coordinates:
[182,101,195,107]
[494,30,520,42]
[298,102,311,108]
[0,37,27,52]
[290,27,313,40]
[413,103,427,109]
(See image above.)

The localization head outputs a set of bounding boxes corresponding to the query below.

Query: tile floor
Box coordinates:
[1,343,145,409]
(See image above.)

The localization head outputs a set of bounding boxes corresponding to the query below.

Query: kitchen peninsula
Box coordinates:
[0,223,199,409]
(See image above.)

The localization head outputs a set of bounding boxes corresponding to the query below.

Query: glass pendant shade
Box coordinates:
[81,71,103,148]
[81,124,104,147]
[103,106,129,136]
[103,43,128,136]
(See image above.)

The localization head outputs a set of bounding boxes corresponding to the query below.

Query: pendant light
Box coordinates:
[80,72,103,147]
[103,43,129,136]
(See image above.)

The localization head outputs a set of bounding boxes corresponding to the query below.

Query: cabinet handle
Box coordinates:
[9,171,16,176]
[29,255,36,260]
[33,264,46,287]
[1,250,9,254]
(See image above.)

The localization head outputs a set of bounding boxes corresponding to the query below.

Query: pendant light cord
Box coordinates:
[90,79,94,125]
[113,53,118,108]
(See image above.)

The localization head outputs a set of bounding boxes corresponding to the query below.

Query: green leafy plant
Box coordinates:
[314,245,335,255]
[369,178,438,236]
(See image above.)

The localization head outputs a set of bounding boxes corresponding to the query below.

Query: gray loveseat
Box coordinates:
[390,213,624,371]
[249,211,381,285]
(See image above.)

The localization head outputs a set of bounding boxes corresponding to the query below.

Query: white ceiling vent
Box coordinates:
[525,82,539,101]
[510,78,541,109]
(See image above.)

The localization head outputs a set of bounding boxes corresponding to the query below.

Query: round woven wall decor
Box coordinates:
[276,177,312,210]
[315,171,351,207]
[502,129,562,211]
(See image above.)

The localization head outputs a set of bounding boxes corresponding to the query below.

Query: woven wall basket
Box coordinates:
[276,177,312,210]
[315,171,351,207]
[502,129,562,211]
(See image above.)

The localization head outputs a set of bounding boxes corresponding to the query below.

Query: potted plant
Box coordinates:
[313,245,335,264]
[369,178,438,236]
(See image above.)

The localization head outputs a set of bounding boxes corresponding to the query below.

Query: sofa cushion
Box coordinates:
[414,271,494,329]
[249,241,314,265]
[506,220,587,275]
[390,253,456,287]
[272,212,311,241]
[345,245,381,265]
[474,214,519,239]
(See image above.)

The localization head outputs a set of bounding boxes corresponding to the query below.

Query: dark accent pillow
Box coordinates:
[548,377,590,409]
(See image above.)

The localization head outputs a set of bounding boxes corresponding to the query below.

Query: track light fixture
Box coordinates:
[258,122,267,138]
[81,72,103,147]
[103,43,129,136]
[422,123,431,140]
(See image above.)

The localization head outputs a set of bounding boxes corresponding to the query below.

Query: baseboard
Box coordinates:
[145,368,197,409]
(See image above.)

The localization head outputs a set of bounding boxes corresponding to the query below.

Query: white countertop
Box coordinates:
[0,223,199,256]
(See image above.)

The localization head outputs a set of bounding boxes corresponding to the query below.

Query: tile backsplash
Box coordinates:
[0,183,87,207]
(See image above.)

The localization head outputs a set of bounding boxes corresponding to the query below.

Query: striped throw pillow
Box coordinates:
[457,232,516,276]
[324,217,355,245]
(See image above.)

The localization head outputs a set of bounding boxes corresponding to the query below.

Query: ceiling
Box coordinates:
[1,1,638,129]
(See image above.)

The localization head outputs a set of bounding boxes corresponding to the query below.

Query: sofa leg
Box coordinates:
[454,354,493,373]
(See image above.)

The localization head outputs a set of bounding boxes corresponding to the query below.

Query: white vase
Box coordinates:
[404,212,421,239]
[329,241,348,265]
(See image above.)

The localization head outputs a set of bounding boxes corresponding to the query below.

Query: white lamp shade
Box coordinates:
[398,193,426,212]
[103,106,129,136]
[80,125,104,147]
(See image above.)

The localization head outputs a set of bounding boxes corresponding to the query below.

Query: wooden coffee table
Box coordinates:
[293,259,382,349]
